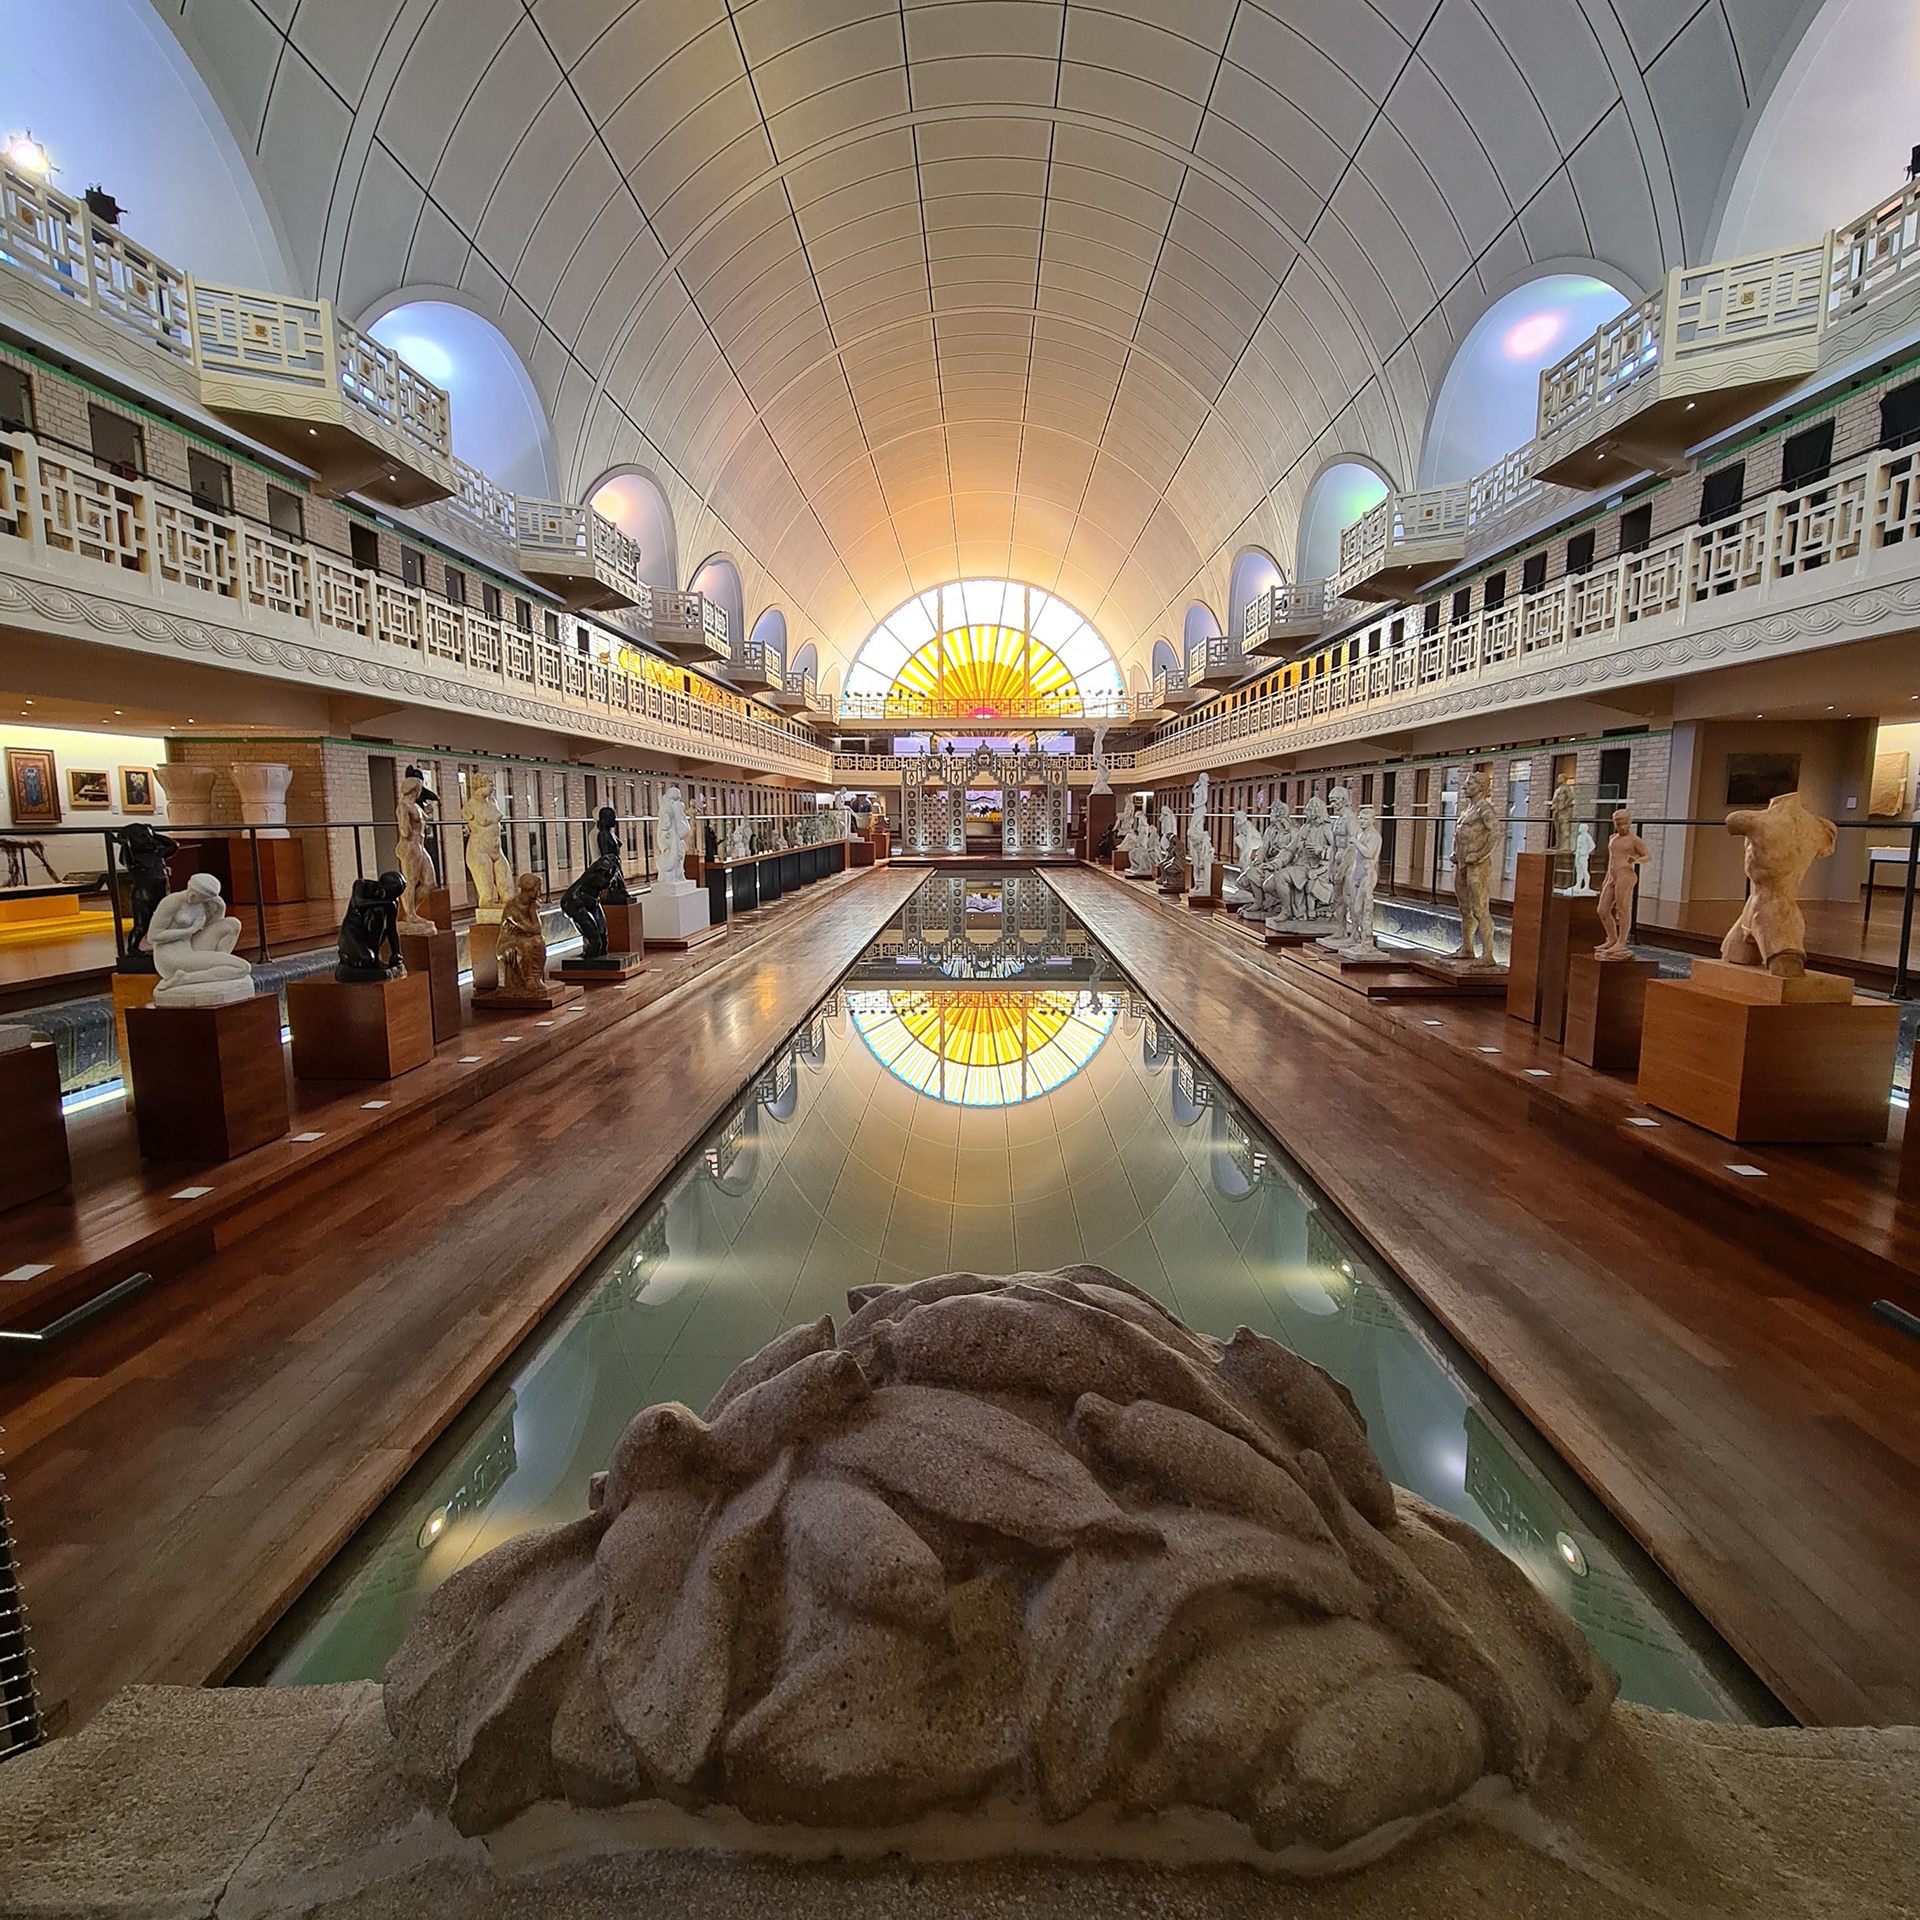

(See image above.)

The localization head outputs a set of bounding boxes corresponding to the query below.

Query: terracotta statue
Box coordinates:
[336,872,407,982]
[1593,809,1649,960]
[561,856,621,961]
[1551,773,1578,885]
[1719,790,1837,978]
[495,872,550,996]
[657,785,692,885]
[1451,768,1500,964]
[1091,722,1112,795]
[462,774,511,923]
[395,766,439,931]
[116,822,179,973]
[144,873,255,1007]
[594,807,632,904]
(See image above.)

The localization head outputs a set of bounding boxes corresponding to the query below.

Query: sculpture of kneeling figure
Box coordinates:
[145,873,255,1007]
[496,872,551,996]
[336,872,408,983]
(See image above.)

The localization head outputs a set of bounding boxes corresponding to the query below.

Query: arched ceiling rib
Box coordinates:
[159,0,1795,665]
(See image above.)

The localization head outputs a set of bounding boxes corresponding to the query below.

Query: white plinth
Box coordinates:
[643,880,712,942]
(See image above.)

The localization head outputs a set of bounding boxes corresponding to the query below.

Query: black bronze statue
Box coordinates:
[336,871,407,982]
[116,822,180,973]
[560,855,622,961]
[594,806,632,903]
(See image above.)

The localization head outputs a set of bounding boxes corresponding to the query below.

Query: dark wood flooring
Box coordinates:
[1049,867,1920,1731]
[0,866,918,1736]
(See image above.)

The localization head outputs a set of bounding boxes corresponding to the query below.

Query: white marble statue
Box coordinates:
[727,819,753,862]
[1223,809,1259,905]
[835,788,857,841]
[1186,773,1215,896]
[1091,724,1112,795]
[144,872,255,1007]
[1246,804,1295,922]
[1123,798,1157,877]
[1316,787,1356,948]
[1338,805,1386,958]
[395,765,438,932]
[657,785,692,885]
[462,773,512,923]
[1156,804,1182,887]
[1299,794,1335,922]
[1562,821,1598,896]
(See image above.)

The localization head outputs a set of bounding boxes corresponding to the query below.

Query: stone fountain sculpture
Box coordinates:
[1451,769,1500,966]
[384,1267,1616,1869]
[463,774,512,923]
[1718,790,1836,978]
[143,873,255,1007]
[395,766,439,932]
[1593,810,1649,960]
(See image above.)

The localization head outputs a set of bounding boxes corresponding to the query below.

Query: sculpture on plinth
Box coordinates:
[594,807,632,904]
[1223,809,1258,904]
[1551,771,1578,887]
[1315,787,1356,949]
[395,766,440,932]
[657,786,693,886]
[1090,723,1112,795]
[335,872,407,982]
[1155,804,1183,890]
[144,873,255,1007]
[1451,768,1500,965]
[560,856,624,961]
[495,873,551,997]
[1123,798,1157,877]
[1240,804,1292,923]
[836,788,857,841]
[1719,790,1837,978]
[116,822,179,973]
[384,1266,1615,1863]
[462,774,511,923]
[1185,773,1215,895]
[1562,821,1597,897]
[1593,809,1649,960]
[1338,805,1386,958]
[727,820,753,862]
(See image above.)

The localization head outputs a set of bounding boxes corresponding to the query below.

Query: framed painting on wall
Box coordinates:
[1725,753,1801,808]
[5,746,60,826]
[120,767,156,813]
[67,767,112,809]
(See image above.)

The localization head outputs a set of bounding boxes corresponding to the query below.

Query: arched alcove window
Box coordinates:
[1183,603,1221,652]
[1228,549,1284,643]
[845,582,1121,713]
[1716,0,1920,255]
[1150,638,1181,682]
[590,470,677,590]
[691,555,745,654]
[790,640,818,680]
[367,298,558,497]
[747,606,787,677]
[1419,276,1630,485]
[1296,461,1391,583]
[1,0,290,290]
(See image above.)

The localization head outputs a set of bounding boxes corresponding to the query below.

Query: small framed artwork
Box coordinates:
[5,746,59,826]
[119,766,156,814]
[1725,752,1800,808]
[67,767,112,810]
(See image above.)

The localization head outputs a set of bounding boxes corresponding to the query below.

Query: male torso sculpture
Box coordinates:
[337,873,408,982]
[1451,768,1500,964]
[1719,790,1836,977]
[1593,810,1649,960]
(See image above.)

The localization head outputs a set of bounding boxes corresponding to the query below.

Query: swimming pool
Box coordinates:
[256,872,1775,1721]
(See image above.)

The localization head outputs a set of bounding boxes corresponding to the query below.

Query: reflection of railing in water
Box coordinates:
[0,1436,42,1761]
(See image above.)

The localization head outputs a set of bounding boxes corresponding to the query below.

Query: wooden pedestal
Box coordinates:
[111,971,158,1108]
[227,837,308,905]
[288,972,434,1081]
[1564,954,1658,1071]
[1637,979,1899,1143]
[471,980,583,1014]
[1539,892,1603,1044]
[1504,853,1555,1023]
[416,886,452,932]
[400,927,462,1041]
[469,919,502,993]
[603,902,644,956]
[1084,793,1118,866]
[847,837,875,867]
[125,995,289,1161]
[0,1041,70,1210]
[1186,880,1221,911]
[561,952,647,986]
[867,824,890,862]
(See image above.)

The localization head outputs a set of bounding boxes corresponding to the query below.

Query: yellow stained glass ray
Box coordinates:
[848,988,1114,1107]
[888,624,1078,713]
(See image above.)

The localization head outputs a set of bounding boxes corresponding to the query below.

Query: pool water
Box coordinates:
[258,873,1775,1721]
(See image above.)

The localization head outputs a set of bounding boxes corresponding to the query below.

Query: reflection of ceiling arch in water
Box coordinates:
[849,988,1113,1106]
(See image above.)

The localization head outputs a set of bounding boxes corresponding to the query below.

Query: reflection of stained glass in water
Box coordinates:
[849,988,1113,1106]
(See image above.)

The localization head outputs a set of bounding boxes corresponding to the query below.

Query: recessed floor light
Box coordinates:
[1726,1163,1767,1178]
[458,1054,481,1063]
[290,1131,325,1142]
[171,1185,214,1200]
[1625,1116,1660,1128]
[1,1264,52,1284]
[1525,1068,1551,1077]
[361,1099,390,1110]
[535,1019,555,1027]
[1422,1018,1444,1027]
[502,1035,522,1043]
[1477,1045,1501,1054]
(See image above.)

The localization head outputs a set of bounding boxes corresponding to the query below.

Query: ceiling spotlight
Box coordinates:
[5,132,50,176]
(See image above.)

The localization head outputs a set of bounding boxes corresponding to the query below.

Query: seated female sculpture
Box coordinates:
[496,872,550,996]
[144,873,255,1007]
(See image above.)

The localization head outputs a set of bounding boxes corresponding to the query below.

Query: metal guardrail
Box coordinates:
[0,1430,40,1764]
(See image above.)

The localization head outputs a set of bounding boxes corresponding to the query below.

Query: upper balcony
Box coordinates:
[1,164,457,508]
[765,667,819,715]
[820,687,1134,728]
[1187,631,1248,686]
[1148,664,1196,714]
[624,585,730,663]
[1241,580,1364,655]
[1534,239,1832,489]
[513,498,646,611]
[727,629,785,692]
[1333,483,1468,600]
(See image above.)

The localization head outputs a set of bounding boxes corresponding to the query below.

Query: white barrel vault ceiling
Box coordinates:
[154,0,1793,671]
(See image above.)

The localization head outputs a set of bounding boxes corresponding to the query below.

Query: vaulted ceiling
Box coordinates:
[158,0,1798,669]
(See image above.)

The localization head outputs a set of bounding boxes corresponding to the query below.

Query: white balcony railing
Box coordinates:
[1142,440,1915,774]
[1241,580,1367,649]
[0,429,829,779]
[824,687,1134,724]
[1187,632,1247,684]
[829,750,1137,776]
[1334,483,1469,597]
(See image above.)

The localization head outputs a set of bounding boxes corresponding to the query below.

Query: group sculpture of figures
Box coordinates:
[1218,790,1383,956]
[1121,796,1159,877]
[394,766,439,932]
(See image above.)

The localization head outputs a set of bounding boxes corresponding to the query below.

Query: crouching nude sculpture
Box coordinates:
[385,1266,1616,1873]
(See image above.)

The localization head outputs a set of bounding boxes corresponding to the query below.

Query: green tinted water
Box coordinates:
[259,873,1775,1721]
